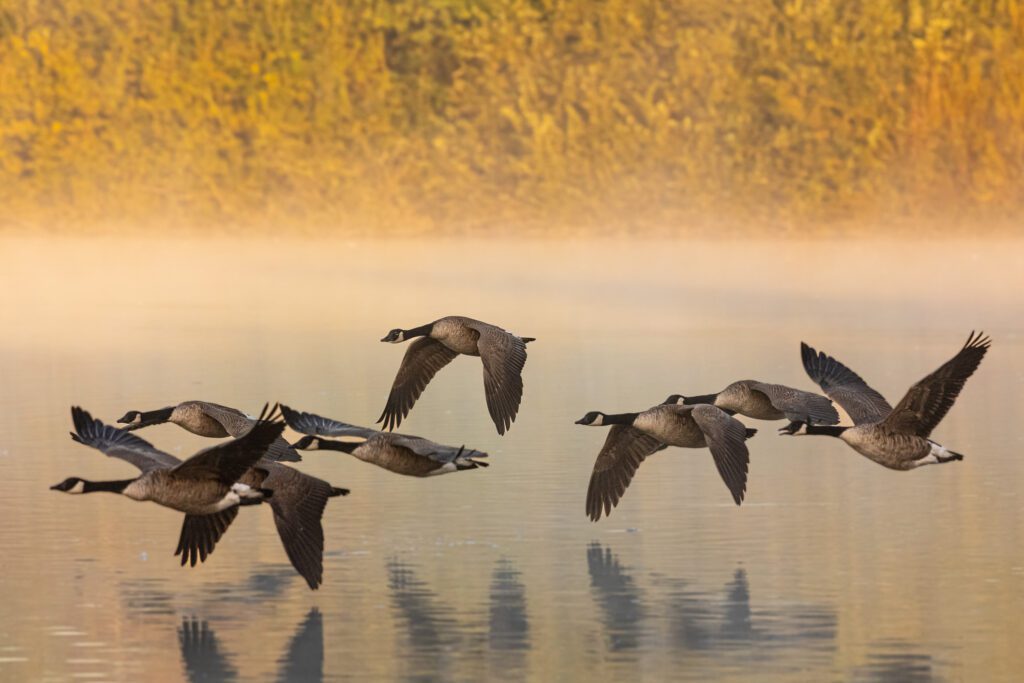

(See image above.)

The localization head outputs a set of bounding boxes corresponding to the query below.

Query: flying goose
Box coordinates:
[789,331,990,469]
[665,380,838,433]
[282,405,488,477]
[57,406,348,589]
[576,403,756,521]
[117,400,301,462]
[378,316,535,435]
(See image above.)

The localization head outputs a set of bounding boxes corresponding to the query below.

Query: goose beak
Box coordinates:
[574,417,587,425]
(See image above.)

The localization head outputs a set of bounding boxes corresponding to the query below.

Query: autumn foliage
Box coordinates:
[1,0,1022,233]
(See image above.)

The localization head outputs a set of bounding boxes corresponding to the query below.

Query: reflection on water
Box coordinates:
[852,641,942,683]
[1,236,1021,681]
[177,609,323,683]
[587,543,647,653]
[488,559,529,653]
[178,619,237,682]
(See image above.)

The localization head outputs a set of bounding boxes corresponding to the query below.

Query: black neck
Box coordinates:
[84,479,135,493]
[405,324,433,339]
[603,412,639,426]
[683,393,719,405]
[805,425,848,437]
[319,440,360,454]
[125,407,174,430]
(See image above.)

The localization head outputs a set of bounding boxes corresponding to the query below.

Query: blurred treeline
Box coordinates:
[1,0,1021,233]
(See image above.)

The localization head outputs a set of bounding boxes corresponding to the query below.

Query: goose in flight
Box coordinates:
[790,331,990,470]
[576,403,756,521]
[282,405,488,477]
[665,380,838,433]
[117,400,301,462]
[57,406,347,589]
[378,316,535,435]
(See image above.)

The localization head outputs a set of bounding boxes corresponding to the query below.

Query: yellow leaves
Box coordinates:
[0,0,1021,231]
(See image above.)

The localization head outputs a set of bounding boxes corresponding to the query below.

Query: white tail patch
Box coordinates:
[231,483,263,499]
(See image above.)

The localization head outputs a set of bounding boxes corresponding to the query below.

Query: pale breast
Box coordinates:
[717,381,784,420]
[171,403,231,437]
[430,317,481,355]
[635,407,705,447]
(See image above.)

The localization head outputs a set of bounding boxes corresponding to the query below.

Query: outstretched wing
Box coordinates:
[749,382,839,425]
[281,405,379,439]
[173,405,285,485]
[690,404,750,506]
[377,338,459,431]
[201,402,300,463]
[70,406,180,472]
[388,434,489,463]
[585,426,667,522]
[468,322,530,435]
[175,507,239,567]
[263,464,348,590]
[882,331,990,437]
[801,342,892,425]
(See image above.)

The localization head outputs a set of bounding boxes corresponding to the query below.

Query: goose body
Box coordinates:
[667,380,838,429]
[117,400,301,462]
[793,331,990,470]
[58,406,347,589]
[283,405,488,477]
[577,403,756,520]
[379,316,534,435]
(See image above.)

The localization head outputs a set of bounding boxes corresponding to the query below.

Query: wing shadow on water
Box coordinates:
[587,543,647,653]
[588,542,838,670]
[849,641,944,682]
[177,609,323,683]
[386,557,533,681]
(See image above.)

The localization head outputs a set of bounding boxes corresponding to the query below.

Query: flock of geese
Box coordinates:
[50,316,991,590]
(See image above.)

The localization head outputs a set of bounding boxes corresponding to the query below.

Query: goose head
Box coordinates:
[291,435,323,450]
[663,394,686,405]
[575,411,606,426]
[380,329,406,343]
[50,477,87,494]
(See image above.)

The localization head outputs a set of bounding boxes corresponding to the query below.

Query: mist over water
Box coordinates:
[0,235,1021,681]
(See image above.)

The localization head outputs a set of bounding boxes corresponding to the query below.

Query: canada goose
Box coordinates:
[117,400,301,462]
[665,380,838,433]
[58,406,348,589]
[282,405,488,477]
[53,404,281,545]
[789,331,990,470]
[576,403,756,520]
[379,316,535,435]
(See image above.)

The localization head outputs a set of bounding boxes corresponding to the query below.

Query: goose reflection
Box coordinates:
[586,543,646,652]
[386,558,533,679]
[489,558,529,652]
[178,618,237,682]
[588,543,838,662]
[851,641,940,682]
[666,567,836,657]
[177,609,323,683]
[387,560,462,655]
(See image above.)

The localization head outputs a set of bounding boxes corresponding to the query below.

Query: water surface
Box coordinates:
[0,236,1021,681]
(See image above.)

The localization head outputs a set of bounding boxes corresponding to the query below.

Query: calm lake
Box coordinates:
[0,235,1022,682]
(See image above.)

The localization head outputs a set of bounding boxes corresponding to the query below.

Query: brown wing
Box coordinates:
[377,338,459,431]
[881,332,990,437]
[203,403,300,463]
[262,464,348,590]
[70,406,181,472]
[173,405,285,485]
[801,342,892,425]
[175,507,239,567]
[749,382,839,425]
[585,426,667,522]
[690,405,750,505]
[468,322,530,435]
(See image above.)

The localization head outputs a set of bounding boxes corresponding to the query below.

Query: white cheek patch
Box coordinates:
[70,481,86,494]
[793,423,809,435]
[591,415,604,426]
